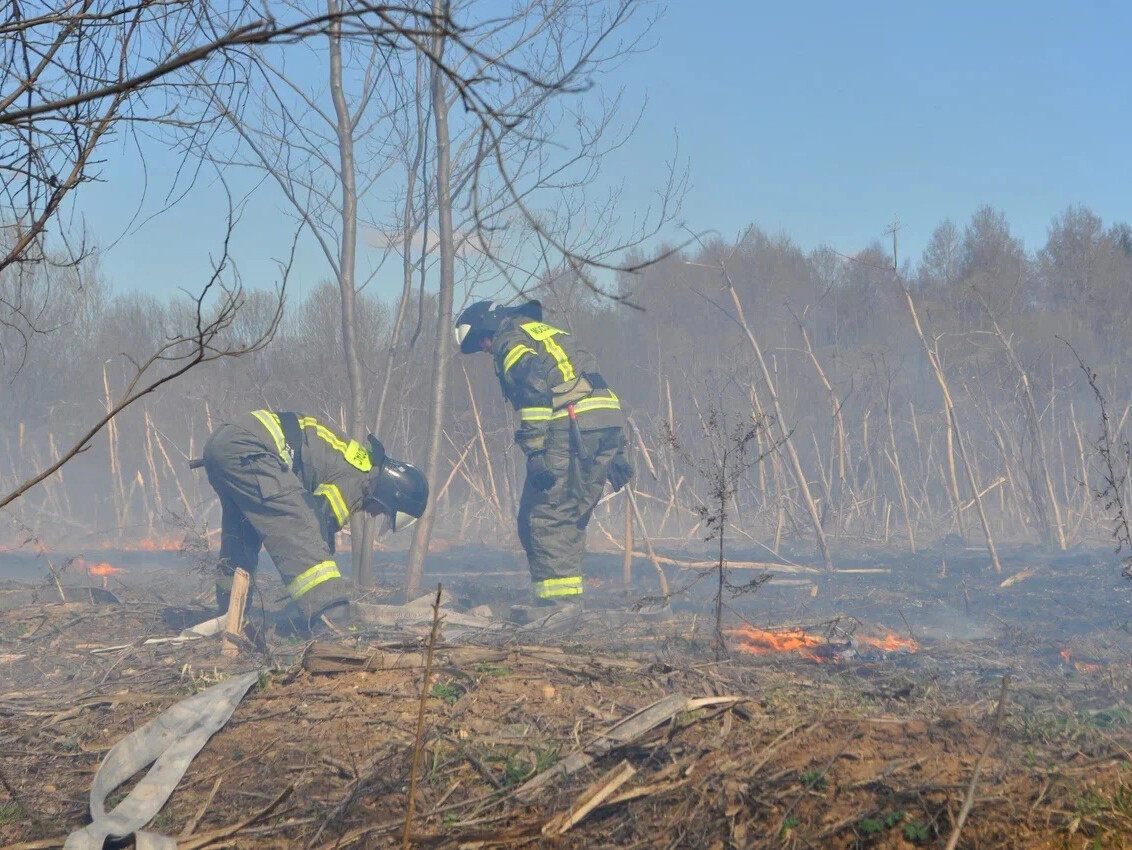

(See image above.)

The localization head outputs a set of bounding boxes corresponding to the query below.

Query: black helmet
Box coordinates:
[363,453,429,532]
[454,299,542,354]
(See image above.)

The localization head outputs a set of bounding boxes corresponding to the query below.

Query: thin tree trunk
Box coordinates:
[900,282,1002,571]
[405,1,455,598]
[327,0,368,583]
[357,52,431,585]
[723,270,833,571]
[975,291,1066,550]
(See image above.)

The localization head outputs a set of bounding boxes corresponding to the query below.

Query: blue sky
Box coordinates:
[83,0,1131,302]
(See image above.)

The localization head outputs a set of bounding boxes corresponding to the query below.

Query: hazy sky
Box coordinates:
[82,0,1130,302]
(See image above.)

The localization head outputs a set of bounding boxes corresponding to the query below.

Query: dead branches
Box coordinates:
[403,582,443,849]
[944,674,1011,850]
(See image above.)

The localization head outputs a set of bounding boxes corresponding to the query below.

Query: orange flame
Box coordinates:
[728,626,917,662]
[75,558,127,576]
[858,634,918,653]
[731,626,825,655]
[1060,648,1102,674]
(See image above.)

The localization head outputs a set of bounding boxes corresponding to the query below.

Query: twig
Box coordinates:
[403,583,443,850]
[773,722,860,844]
[178,783,293,850]
[180,777,223,838]
[944,674,1011,850]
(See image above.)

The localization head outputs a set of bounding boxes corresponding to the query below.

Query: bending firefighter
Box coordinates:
[455,301,633,611]
[198,410,428,630]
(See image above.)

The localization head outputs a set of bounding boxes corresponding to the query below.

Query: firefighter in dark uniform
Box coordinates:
[199,409,428,629]
[455,301,633,608]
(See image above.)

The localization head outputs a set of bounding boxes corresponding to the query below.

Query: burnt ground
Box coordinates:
[1,540,1132,849]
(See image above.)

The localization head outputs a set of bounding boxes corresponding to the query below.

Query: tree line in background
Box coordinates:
[4,202,1130,575]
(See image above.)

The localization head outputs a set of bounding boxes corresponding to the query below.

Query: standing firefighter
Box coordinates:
[199,410,428,631]
[455,301,633,613]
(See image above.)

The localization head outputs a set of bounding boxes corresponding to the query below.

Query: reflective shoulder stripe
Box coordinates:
[250,410,288,456]
[503,344,535,374]
[519,407,554,422]
[518,321,568,341]
[314,483,349,526]
[541,335,576,383]
[297,416,373,472]
[287,560,341,599]
[534,576,583,598]
[518,322,576,383]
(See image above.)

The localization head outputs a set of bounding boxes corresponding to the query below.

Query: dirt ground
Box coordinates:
[2,542,1132,849]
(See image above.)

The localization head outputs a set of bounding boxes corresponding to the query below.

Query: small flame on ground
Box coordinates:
[728,626,917,662]
[858,634,919,653]
[75,558,127,576]
[1060,648,1102,674]
[730,626,825,655]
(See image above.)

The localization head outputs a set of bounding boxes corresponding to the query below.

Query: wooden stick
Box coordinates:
[622,489,633,589]
[541,760,636,835]
[180,777,223,838]
[944,674,1010,850]
[403,583,443,850]
[624,486,669,597]
[220,568,250,658]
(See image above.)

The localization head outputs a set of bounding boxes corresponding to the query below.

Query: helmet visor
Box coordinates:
[455,322,472,347]
[380,510,419,535]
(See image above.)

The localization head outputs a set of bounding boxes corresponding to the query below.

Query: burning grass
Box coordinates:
[728,624,918,664]
[2,547,1132,848]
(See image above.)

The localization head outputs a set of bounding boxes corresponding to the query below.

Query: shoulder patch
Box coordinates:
[520,321,567,341]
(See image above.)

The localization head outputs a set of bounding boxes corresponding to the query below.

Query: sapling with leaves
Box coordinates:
[665,402,783,657]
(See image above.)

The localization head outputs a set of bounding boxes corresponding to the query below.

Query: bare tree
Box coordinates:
[404,0,454,598]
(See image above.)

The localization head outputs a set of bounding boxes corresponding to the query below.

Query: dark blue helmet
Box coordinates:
[454,300,542,354]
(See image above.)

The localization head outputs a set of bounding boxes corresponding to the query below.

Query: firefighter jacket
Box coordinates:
[244,409,376,544]
[491,316,623,457]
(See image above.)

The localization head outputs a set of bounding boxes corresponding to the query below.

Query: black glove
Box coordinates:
[526,452,557,492]
[607,449,634,492]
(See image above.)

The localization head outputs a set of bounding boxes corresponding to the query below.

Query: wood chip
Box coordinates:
[541,760,636,835]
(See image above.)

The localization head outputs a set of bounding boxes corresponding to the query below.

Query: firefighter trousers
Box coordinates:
[202,422,347,619]
[517,425,622,598]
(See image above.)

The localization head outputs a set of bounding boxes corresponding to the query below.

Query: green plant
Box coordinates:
[256,670,271,692]
[800,769,827,791]
[533,746,559,773]
[502,754,533,787]
[780,814,800,836]
[903,820,930,843]
[0,802,24,825]
[860,810,904,835]
[430,682,462,704]
[471,663,510,676]
[150,809,177,831]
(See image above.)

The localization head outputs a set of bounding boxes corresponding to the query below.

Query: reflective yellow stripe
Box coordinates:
[503,344,535,374]
[541,336,575,383]
[315,483,349,526]
[571,391,621,415]
[287,560,341,599]
[534,576,583,598]
[520,406,554,422]
[250,410,287,456]
[519,392,620,422]
[297,416,373,472]
[520,321,576,383]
